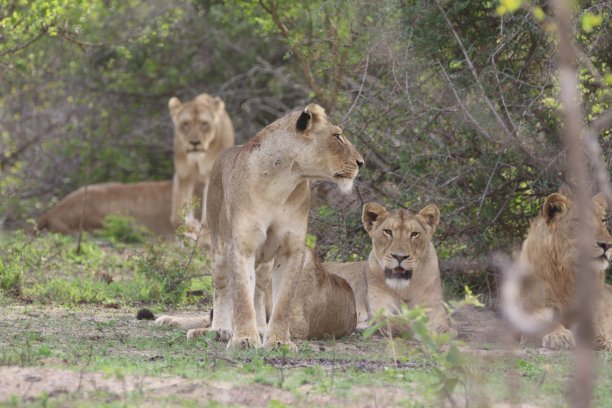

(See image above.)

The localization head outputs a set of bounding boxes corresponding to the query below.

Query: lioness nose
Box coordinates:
[392,254,409,263]
[356,159,364,169]
[598,242,610,251]
[190,140,201,146]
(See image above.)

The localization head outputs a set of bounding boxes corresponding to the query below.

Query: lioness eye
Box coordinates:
[201,121,208,128]
[383,229,392,237]
[411,232,420,239]
[181,122,190,131]
[334,134,344,143]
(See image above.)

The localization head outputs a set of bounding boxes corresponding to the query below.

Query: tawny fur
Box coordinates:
[201,104,362,350]
[503,192,612,350]
[330,203,451,335]
[169,93,234,231]
[36,180,176,236]
[155,248,357,340]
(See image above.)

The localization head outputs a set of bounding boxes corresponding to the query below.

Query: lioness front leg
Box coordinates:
[542,324,575,349]
[171,173,196,227]
[255,260,273,338]
[209,252,232,342]
[228,246,261,349]
[265,239,304,352]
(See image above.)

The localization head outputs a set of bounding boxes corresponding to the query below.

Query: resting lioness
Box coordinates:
[502,192,612,350]
[36,180,175,236]
[329,202,451,334]
[153,248,357,340]
[169,93,234,230]
[205,103,363,350]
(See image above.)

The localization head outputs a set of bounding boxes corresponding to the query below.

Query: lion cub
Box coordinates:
[329,202,451,334]
[502,192,612,350]
[169,93,234,232]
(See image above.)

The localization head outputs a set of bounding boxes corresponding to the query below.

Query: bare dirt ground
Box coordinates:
[0,304,595,407]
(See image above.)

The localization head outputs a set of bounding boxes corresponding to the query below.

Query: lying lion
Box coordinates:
[36,180,176,236]
[502,192,612,350]
[169,93,234,231]
[329,202,452,334]
[151,248,357,340]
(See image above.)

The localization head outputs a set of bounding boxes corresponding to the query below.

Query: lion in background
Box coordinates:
[169,93,234,232]
[502,192,612,350]
[36,180,176,236]
[151,247,357,340]
[330,202,451,335]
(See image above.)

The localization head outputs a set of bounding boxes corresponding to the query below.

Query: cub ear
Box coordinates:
[543,193,569,223]
[168,97,182,116]
[212,96,225,114]
[296,103,326,133]
[418,204,440,234]
[362,202,387,234]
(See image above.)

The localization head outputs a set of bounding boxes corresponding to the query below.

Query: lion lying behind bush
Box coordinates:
[36,181,177,236]
[502,192,612,350]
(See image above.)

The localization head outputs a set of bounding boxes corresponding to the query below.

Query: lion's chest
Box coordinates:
[186,153,209,178]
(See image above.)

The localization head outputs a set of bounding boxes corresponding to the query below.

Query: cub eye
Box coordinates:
[383,229,392,237]
[410,232,420,239]
[334,134,344,143]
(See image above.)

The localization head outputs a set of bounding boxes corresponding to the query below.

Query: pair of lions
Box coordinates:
[503,192,612,350]
[37,93,233,237]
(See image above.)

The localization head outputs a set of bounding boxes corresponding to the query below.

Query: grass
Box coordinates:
[1,228,612,407]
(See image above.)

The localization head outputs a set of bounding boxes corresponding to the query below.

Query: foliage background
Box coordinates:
[1,0,611,263]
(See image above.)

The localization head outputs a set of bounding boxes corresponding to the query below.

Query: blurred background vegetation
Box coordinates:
[1,0,610,267]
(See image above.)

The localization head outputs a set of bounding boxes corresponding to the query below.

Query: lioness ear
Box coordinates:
[296,103,326,133]
[362,202,387,233]
[543,193,569,223]
[168,97,182,116]
[418,204,440,234]
[212,96,225,114]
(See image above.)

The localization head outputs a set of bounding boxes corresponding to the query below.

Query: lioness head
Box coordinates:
[539,192,612,272]
[362,202,440,289]
[294,104,363,193]
[169,93,226,155]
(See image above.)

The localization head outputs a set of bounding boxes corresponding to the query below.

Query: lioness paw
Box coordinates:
[228,333,262,350]
[186,328,211,339]
[155,315,181,328]
[542,327,575,349]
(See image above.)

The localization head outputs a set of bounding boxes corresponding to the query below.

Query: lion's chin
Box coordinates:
[385,278,411,292]
[334,177,354,194]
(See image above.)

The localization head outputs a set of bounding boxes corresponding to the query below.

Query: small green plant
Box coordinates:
[96,214,149,244]
[135,240,210,304]
[364,286,484,405]
[0,234,27,296]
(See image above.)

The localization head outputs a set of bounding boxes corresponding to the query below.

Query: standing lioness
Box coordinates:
[207,104,363,350]
[169,93,234,230]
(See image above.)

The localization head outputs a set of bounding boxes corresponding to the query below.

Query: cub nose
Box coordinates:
[598,242,610,252]
[190,140,201,146]
[392,254,409,263]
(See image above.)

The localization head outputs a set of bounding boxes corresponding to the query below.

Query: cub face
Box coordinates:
[169,93,225,155]
[295,104,364,193]
[362,202,440,290]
